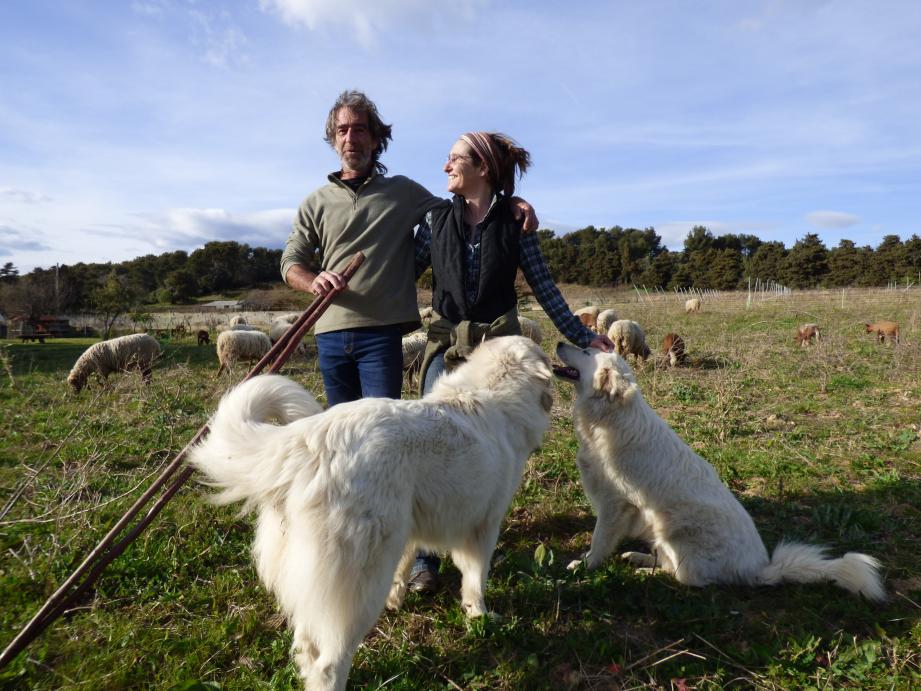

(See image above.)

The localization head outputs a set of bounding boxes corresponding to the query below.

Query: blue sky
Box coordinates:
[2,0,920,272]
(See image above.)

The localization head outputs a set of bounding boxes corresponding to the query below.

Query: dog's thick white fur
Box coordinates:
[555,343,885,601]
[189,336,554,690]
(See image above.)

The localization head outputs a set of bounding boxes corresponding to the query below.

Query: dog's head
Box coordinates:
[554,342,638,406]
[432,335,554,413]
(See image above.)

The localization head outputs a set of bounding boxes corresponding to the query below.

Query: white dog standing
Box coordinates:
[189,336,554,690]
[554,343,885,601]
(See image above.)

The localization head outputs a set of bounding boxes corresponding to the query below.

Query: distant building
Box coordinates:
[9,315,76,340]
[201,300,247,311]
[0,313,7,339]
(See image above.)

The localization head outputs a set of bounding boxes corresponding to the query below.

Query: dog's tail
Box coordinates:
[188,374,324,509]
[757,542,885,601]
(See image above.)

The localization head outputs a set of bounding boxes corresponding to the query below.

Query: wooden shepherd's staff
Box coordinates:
[0,251,366,669]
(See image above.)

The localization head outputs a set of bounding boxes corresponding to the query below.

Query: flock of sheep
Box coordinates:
[62,299,903,392]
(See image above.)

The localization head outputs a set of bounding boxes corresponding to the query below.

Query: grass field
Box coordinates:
[1,287,920,689]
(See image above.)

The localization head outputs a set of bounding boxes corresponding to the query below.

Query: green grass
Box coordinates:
[1,288,920,689]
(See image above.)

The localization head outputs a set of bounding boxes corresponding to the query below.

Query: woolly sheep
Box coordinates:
[268,319,308,356]
[865,320,899,345]
[607,319,651,361]
[574,306,600,329]
[595,308,618,335]
[67,333,161,392]
[230,323,260,332]
[795,323,820,347]
[228,315,247,327]
[197,329,210,346]
[661,332,686,367]
[517,315,543,345]
[216,330,272,376]
[685,298,701,314]
[401,331,428,372]
[418,306,434,322]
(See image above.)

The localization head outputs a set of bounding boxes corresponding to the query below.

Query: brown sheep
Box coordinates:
[575,306,600,330]
[197,329,210,346]
[795,323,820,347]
[865,321,899,345]
[661,333,686,367]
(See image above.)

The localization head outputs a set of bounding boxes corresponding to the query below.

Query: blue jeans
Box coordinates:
[422,352,446,395]
[315,326,404,406]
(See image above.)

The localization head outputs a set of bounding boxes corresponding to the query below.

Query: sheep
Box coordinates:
[795,323,820,347]
[685,297,701,314]
[230,323,260,332]
[418,306,434,322]
[661,332,686,367]
[607,319,651,361]
[197,329,210,346]
[216,330,272,376]
[574,306,600,329]
[595,308,618,335]
[517,315,544,345]
[67,333,161,392]
[865,320,899,345]
[228,315,247,327]
[276,312,301,324]
[401,331,428,384]
[268,319,308,356]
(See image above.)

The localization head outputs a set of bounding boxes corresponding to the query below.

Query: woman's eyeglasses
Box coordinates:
[446,153,472,164]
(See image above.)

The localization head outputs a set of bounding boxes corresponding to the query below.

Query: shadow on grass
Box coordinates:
[350,482,921,688]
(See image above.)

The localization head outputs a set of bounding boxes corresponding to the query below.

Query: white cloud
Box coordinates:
[806,211,860,229]
[0,187,52,204]
[260,0,486,48]
[118,207,295,251]
[0,225,51,255]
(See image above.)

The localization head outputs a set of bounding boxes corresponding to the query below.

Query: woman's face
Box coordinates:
[444,140,488,196]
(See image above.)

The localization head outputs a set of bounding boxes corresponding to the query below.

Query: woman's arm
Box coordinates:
[518,233,614,350]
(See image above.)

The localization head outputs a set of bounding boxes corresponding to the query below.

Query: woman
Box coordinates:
[409,131,614,592]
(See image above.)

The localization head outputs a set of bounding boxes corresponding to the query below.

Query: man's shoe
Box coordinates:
[407,566,438,594]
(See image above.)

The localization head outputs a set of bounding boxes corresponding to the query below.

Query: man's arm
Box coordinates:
[280,202,346,298]
[284,264,346,298]
[510,196,539,233]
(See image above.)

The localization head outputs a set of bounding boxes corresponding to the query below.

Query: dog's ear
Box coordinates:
[592,364,637,403]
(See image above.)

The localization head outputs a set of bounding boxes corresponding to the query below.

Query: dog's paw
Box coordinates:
[566,558,584,572]
[621,551,657,568]
[462,599,488,618]
[386,582,407,611]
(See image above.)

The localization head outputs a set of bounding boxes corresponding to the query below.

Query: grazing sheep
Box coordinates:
[685,297,701,314]
[401,331,428,381]
[216,330,272,376]
[795,323,820,347]
[865,321,899,345]
[276,312,301,325]
[607,319,651,361]
[197,329,210,346]
[268,319,308,356]
[595,308,618,335]
[518,315,544,345]
[575,306,600,329]
[661,332,686,367]
[230,323,260,332]
[67,333,161,392]
[228,315,247,327]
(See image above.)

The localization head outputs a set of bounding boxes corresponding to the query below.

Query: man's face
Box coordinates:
[333,108,378,178]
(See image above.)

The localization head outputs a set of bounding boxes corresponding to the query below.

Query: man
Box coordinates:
[281,90,537,406]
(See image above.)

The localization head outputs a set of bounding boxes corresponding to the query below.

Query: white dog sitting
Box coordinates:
[189,336,554,691]
[554,343,885,601]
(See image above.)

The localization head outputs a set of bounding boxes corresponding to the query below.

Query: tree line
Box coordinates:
[2,227,920,323]
[537,226,921,291]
